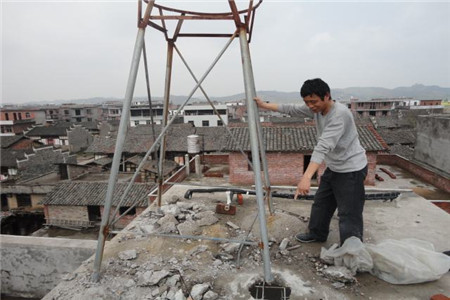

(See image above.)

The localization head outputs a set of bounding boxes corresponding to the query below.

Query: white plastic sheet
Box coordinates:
[320,237,450,284]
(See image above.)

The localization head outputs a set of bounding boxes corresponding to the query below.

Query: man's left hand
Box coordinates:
[294,177,311,200]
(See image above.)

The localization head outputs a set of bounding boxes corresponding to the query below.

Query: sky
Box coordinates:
[2,0,450,104]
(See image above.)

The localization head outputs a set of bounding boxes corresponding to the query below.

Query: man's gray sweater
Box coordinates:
[278,101,367,173]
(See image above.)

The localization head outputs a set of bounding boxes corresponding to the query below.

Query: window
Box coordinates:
[134,121,140,126]
[75,109,81,115]
[119,207,136,215]
[202,120,209,127]
[16,194,32,207]
[18,113,22,120]
[217,109,227,114]
[4,113,9,120]
[217,120,223,126]
[64,110,70,115]
[25,112,31,118]
[86,109,92,114]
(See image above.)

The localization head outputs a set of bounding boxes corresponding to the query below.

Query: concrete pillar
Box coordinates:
[195,155,201,176]
[185,154,190,175]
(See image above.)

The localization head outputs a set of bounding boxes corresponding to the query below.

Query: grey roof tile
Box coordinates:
[0,135,25,148]
[41,181,155,207]
[377,128,416,145]
[224,125,386,152]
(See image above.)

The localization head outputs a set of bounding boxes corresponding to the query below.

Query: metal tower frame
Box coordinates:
[92,0,274,283]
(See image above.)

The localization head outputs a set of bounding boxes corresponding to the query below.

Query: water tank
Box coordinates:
[187,134,201,154]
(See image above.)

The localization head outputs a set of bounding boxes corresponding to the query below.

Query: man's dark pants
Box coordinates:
[308,165,368,244]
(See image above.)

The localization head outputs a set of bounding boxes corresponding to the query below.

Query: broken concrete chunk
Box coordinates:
[161,204,181,216]
[203,290,219,300]
[137,271,154,286]
[177,220,201,236]
[125,279,135,288]
[166,274,180,287]
[216,253,234,261]
[332,282,345,289]
[279,238,290,251]
[174,289,186,300]
[226,221,240,229]
[157,214,179,225]
[157,222,178,234]
[190,283,210,300]
[148,270,172,286]
[177,201,194,210]
[188,244,209,256]
[194,211,219,227]
[140,224,157,234]
[221,242,240,254]
[166,288,176,300]
[167,195,181,204]
[323,266,356,283]
[118,249,137,261]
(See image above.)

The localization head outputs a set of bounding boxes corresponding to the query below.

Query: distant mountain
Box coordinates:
[5,84,448,106]
[332,84,450,101]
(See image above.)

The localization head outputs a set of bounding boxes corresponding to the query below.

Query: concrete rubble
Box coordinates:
[42,177,450,300]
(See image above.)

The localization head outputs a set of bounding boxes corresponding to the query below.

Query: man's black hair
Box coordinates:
[300,78,331,100]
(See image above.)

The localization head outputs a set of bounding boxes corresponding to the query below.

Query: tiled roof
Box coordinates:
[26,125,68,137]
[0,149,30,167]
[377,128,416,145]
[125,156,178,175]
[55,121,99,131]
[0,135,24,148]
[41,181,155,207]
[190,127,229,152]
[26,122,98,137]
[86,124,196,154]
[388,144,415,159]
[85,136,117,153]
[90,157,113,166]
[224,125,386,152]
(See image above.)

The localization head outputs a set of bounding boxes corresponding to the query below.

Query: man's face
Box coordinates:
[303,93,330,114]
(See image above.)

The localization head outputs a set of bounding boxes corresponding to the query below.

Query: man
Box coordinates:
[254,78,368,245]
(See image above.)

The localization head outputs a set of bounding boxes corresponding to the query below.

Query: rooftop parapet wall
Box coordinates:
[0,235,97,299]
[413,115,450,176]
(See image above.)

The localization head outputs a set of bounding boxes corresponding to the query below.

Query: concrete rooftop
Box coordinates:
[43,164,450,300]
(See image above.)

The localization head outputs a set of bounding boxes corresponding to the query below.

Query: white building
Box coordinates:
[183,104,228,127]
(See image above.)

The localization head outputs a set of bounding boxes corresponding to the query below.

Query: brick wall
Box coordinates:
[203,154,228,164]
[10,139,35,150]
[378,154,450,193]
[365,152,377,186]
[229,151,377,186]
[47,205,89,223]
[107,206,146,229]
[229,152,304,185]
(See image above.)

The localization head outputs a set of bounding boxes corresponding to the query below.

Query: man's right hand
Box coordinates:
[254,96,264,108]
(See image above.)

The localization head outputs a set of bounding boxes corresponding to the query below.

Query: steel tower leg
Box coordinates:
[157,41,174,207]
[238,26,273,283]
[91,1,154,280]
